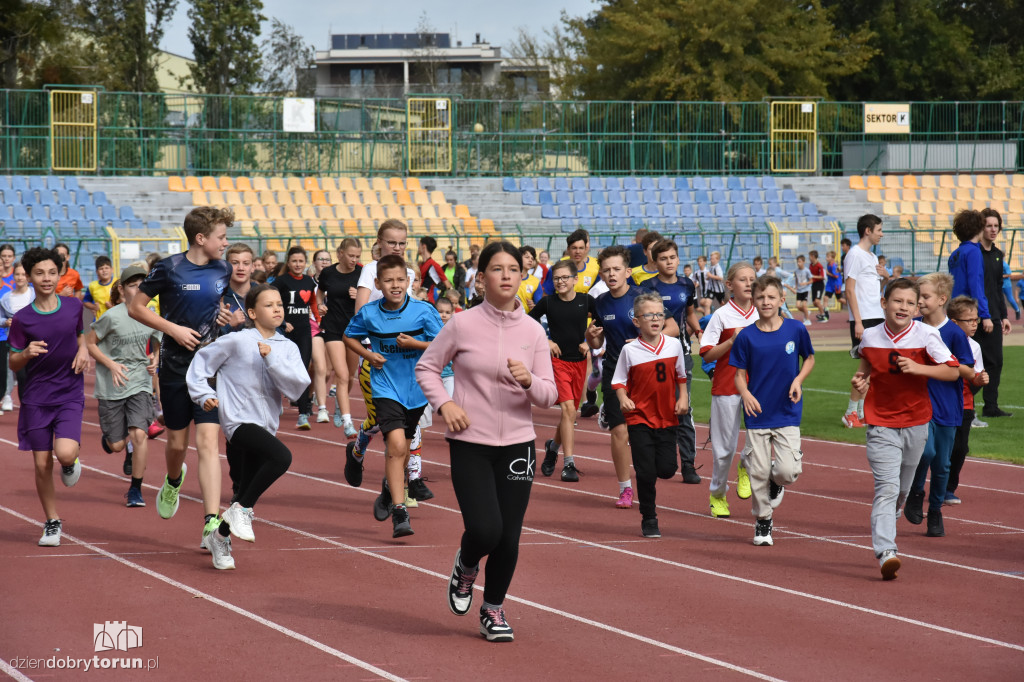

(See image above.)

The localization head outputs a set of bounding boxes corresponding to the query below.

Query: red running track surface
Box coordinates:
[1,374,1022,680]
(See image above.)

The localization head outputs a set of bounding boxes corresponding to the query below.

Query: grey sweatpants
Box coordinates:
[864,424,929,557]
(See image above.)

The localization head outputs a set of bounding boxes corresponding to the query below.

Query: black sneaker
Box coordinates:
[407,477,434,501]
[344,441,364,487]
[753,517,773,546]
[903,489,925,525]
[680,463,701,484]
[769,477,785,508]
[641,517,661,538]
[101,436,113,454]
[122,449,132,477]
[560,462,581,482]
[391,504,413,538]
[982,407,1013,418]
[541,439,558,477]
[580,402,599,418]
[926,508,945,537]
[447,549,479,616]
[815,313,825,322]
[373,478,393,521]
[479,606,514,642]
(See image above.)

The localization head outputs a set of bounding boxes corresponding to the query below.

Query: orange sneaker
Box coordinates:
[842,412,865,428]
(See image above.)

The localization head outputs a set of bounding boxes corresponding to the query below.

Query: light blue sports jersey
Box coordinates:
[345,295,443,408]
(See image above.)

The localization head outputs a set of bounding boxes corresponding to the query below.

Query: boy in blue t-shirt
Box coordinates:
[903,273,974,537]
[344,255,442,538]
[730,275,815,547]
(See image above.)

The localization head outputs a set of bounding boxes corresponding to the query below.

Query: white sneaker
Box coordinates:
[316,407,330,423]
[879,549,900,580]
[971,416,989,428]
[38,519,62,547]
[60,458,82,487]
[803,319,812,326]
[222,502,255,542]
[1,394,12,411]
[206,529,235,570]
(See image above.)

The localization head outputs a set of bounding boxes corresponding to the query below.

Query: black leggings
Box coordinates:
[228,423,292,509]
[0,341,8,398]
[287,328,313,413]
[974,325,1004,410]
[947,409,973,494]
[449,438,534,606]
[628,424,679,519]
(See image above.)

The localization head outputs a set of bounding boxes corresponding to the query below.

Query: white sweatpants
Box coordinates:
[709,394,751,497]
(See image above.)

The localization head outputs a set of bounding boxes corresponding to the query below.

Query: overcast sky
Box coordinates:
[159,0,598,58]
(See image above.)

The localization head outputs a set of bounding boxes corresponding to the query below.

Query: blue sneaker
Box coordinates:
[124,486,145,507]
[296,413,311,430]
[356,429,371,455]
[333,409,344,428]
[944,492,961,506]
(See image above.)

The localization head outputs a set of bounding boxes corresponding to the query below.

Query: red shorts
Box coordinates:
[552,357,587,405]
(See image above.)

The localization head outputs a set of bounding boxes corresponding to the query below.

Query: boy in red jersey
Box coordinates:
[612,293,689,538]
[851,278,959,580]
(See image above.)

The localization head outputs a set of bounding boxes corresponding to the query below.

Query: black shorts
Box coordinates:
[159,375,219,431]
[811,282,825,300]
[850,317,884,348]
[375,397,426,440]
[601,366,626,429]
[709,291,726,305]
[796,292,809,302]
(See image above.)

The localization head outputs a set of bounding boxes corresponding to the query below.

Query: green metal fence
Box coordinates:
[4,90,1024,177]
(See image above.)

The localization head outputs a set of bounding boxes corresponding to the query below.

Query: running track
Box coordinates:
[1,374,1022,681]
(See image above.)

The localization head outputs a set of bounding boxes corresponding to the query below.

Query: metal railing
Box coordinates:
[4,90,1024,176]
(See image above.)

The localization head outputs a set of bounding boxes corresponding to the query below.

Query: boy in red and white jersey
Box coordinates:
[851,278,959,581]
[612,293,689,539]
[699,262,758,519]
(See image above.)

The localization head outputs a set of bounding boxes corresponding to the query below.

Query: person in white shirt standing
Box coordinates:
[842,214,886,428]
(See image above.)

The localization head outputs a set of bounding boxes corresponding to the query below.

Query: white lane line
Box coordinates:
[804,460,1024,497]
[0,659,33,682]
[0,504,406,682]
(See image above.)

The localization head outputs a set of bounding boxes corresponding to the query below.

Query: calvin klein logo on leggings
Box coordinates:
[507,449,534,482]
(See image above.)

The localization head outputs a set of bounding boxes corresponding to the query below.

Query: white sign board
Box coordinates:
[120,242,140,261]
[864,103,911,134]
[780,234,800,250]
[283,98,315,133]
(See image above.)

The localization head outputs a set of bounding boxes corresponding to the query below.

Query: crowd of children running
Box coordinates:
[0,204,1016,642]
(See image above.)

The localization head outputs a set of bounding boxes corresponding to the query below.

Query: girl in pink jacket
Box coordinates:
[416,241,557,643]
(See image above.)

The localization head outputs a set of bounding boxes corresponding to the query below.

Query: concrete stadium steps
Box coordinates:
[423,178,547,232]
[74,177,192,227]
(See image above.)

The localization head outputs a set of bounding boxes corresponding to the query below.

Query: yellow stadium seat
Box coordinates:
[480,219,495,233]
[435,204,456,220]
[406,178,423,191]
[240,224,259,237]
[454,204,472,219]
[184,176,202,192]
[340,191,360,205]
[317,178,336,193]
[354,178,371,193]
[913,215,935,229]
[326,190,345,205]
[368,206,387,221]
[919,175,937,189]
[310,190,327,206]
[849,175,866,190]
[406,218,426,231]
[933,201,953,216]
[200,177,218,191]
[971,200,989,211]
[956,175,974,188]
[901,188,918,201]
[256,190,274,205]
[884,175,901,189]
[953,200,970,212]
[1009,187,1024,201]
[360,191,380,206]
[937,175,955,188]
[378,191,397,206]
[866,188,883,204]
[418,204,438,219]
[993,174,1010,188]
[216,177,234,192]
[251,177,270,192]
[429,191,447,205]
[1008,200,1024,213]
[953,188,973,201]
[336,177,354,192]
[902,175,919,190]
[264,206,285,221]
[269,178,287,193]
[936,188,954,202]
[394,190,412,205]
[388,178,404,192]
[241,191,259,206]
[898,201,915,216]
[205,190,225,206]
[371,178,388,193]
[461,218,479,232]
[882,201,899,216]
[973,188,992,201]
[233,177,252,192]
[381,205,401,220]
[292,191,310,206]
[918,188,936,203]
[222,191,241,206]
[299,206,319,221]
[401,206,420,219]
[248,206,268,221]
[917,201,935,215]
[865,176,883,189]
[303,178,320,191]
[975,175,992,188]
[425,219,444,232]
[192,191,209,206]
[990,186,1009,201]
[884,188,900,202]
[411,190,429,205]
[286,177,303,193]
[283,205,301,221]
[168,176,186,192]
[277,191,297,206]
[350,205,371,221]
[232,206,250,220]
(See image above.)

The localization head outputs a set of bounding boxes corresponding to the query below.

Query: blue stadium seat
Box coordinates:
[537,178,554,192]
[83,205,101,222]
[675,177,691,190]
[750,203,766,218]
[501,177,517,192]
[747,189,764,203]
[0,177,10,191]
[555,190,571,204]
[642,189,659,204]
[573,202,591,217]
[64,177,80,192]
[714,203,732,217]
[764,188,781,203]
[592,204,610,219]
[147,221,160,230]
[12,176,29,193]
[29,176,46,193]
[11,205,29,222]
[785,203,803,217]
[622,177,639,191]
[556,202,575,217]
[676,189,693,203]
[691,177,708,191]
[54,189,72,205]
[802,203,820,216]
[655,190,673,204]
[521,191,539,206]
[519,178,536,192]
[624,189,641,204]
[570,177,587,192]
[592,219,612,233]
[678,203,696,218]
[663,217,682,231]
[781,189,798,203]
[662,203,680,218]
[127,219,144,230]
[708,177,725,191]
[732,202,751,217]
[743,176,761,190]
[727,177,744,192]
[537,191,554,205]
[640,177,657,191]
[46,177,63,191]
[553,177,570,191]
[102,205,119,221]
[698,204,715,218]
[27,203,47,219]
[560,218,575,233]
[588,177,604,191]
[611,217,628,231]
[39,191,58,207]
[657,177,674,191]
[610,204,627,218]
[693,190,710,204]
[711,190,728,203]
[541,204,559,219]
[629,217,647,230]
[93,191,108,205]
[572,190,589,204]
[762,177,778,189]
[605,177,622,191]
[766,203,784,218]
[644,203,661,217]
[607,190,624,205]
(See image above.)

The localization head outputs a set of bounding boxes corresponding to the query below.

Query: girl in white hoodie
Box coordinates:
[187,284,310,569]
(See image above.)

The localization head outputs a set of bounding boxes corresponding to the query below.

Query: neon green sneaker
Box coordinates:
[199,514,221,551]
[736,462,752,500]
[156,462,187,519]
[709,494,731,518]
[404,486,418,508]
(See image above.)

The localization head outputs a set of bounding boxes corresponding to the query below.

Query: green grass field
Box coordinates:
[683,346,1024,465]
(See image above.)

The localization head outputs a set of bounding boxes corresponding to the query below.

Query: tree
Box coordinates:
[0,0,66,89]
[559,0,874,101]
[258,17,315,96]
[77,0,178,93]
[185,0,265,95]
